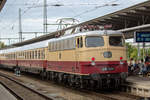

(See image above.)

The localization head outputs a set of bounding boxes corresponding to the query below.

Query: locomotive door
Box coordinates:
[75,36,83,72]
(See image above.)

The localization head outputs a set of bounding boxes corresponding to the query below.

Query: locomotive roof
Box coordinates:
[0,30,122,54]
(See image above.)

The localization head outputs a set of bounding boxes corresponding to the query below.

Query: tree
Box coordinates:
[126,43,138,60]
[0,41,5,49]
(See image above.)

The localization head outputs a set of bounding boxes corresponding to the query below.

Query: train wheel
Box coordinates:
[84,79,89,89]
[51,72,55,81]
[74,77,80,88]
[68,75,74,87]
[46,72,50,80]
[90,80,95,90]
[58,73,63,83]
[63,74,68,85]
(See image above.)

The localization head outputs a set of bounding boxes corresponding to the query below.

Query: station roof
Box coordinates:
[0,0,6,11]
[12,0,150,47]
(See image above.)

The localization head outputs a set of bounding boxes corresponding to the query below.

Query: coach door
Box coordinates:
[75,37,83,70]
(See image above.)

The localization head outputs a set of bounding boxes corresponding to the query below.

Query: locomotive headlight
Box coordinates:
[120,56,124,64]
[91,57,96,66]
[103,51,112,58]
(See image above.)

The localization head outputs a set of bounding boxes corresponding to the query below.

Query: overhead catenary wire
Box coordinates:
[73,0,119,18]
[0,0,41,31]
[0,0,120,44]
[0,0,114,32]
[0,0,42,44]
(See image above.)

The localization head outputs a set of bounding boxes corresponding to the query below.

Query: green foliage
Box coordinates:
[0,41,5,49]
[126,43,150,60]
[126,43,138,60]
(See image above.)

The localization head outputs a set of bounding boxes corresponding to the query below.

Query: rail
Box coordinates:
[0,72,53,100]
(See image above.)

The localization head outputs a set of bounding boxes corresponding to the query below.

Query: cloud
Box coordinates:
[0,0,148,45]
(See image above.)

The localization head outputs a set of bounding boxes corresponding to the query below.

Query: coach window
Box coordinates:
[41,50,43,59]
[26,52,28,59]
[14,53,16,59]
[25,52,27,59]
[12,54,13,59]
[76,37,83,48]
[30,51,32,59]
[28,52,29,59]
[30,51,33,59]
[27,52,29,59]
[22,52,23,59]
[24,52,26,59]
[40,50,42,59]
[24,52,25,59]
[15,53,16,59]
[23,52,25,59]
[38,50,40,59]
[8,54,9,59]
[35,50,37,59]
[28,51,31,59]
[28,52,30,59]
[86,36,104,47]
[9,54,10,59]
[42,49,45,59]
[56,42,58,51]
[32,51,34,59]
[19,52,21,58]
[29,52,30,59]
[26,52,27,59]
[21,52,23,57]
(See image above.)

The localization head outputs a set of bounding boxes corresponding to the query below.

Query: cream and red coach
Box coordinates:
[0,30,128,89]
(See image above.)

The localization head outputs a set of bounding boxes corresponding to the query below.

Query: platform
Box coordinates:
[0,84,17,100]
[122,76,150,97]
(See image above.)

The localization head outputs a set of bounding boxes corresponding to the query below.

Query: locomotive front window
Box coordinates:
[109,36,123,46]
[86,36,104,47]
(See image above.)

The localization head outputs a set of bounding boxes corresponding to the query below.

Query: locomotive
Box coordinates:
[0,30,128,89]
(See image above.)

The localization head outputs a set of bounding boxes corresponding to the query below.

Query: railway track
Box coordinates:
[0,72,53,100]
[0,69,142,100]
[74,88,141,100]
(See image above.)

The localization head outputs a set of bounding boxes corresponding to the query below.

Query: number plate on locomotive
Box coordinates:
[101,67,115,71]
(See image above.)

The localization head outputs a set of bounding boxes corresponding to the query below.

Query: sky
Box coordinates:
[0,0,148,44]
